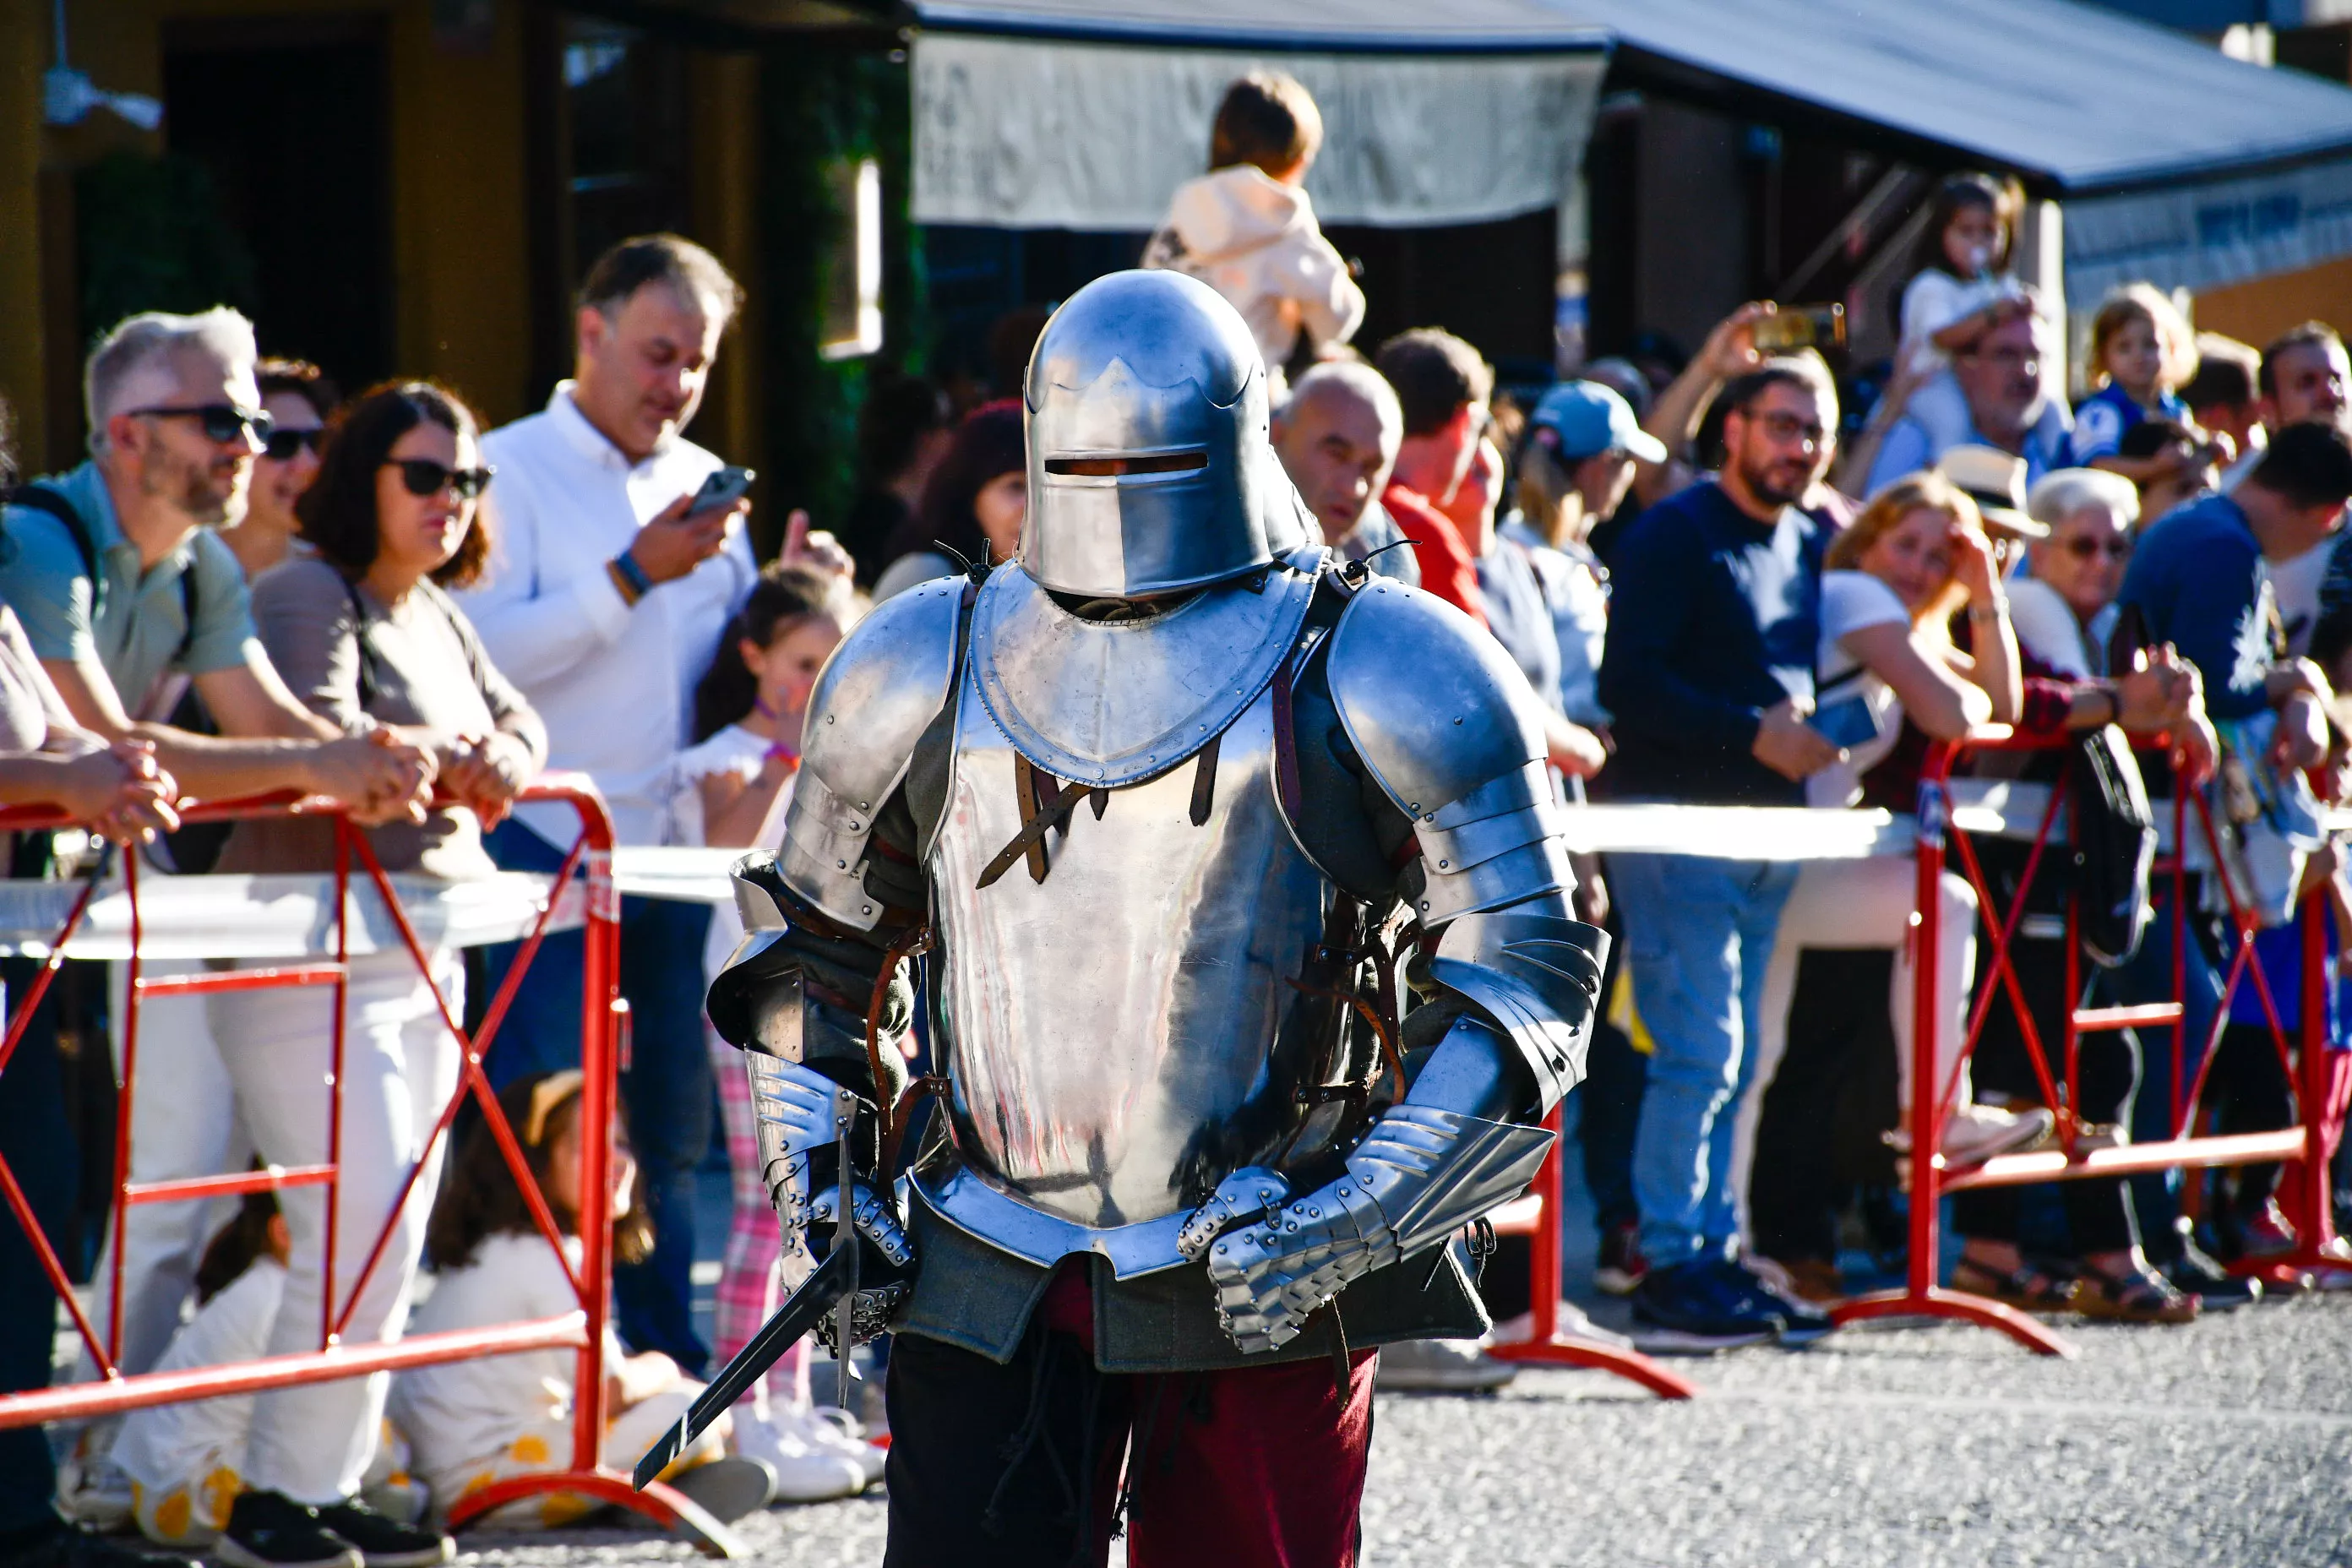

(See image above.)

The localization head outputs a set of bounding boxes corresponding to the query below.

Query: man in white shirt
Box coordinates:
[457,234,755,1372]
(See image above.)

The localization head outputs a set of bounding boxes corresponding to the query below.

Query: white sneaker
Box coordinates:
[55,1455,133,1532]
[804,1406,889,1488]
[1942,1102,2055,1166]
[1373,1337,1516,1392]
[1487,1302,1633,1352]
[731,1407,867,1504]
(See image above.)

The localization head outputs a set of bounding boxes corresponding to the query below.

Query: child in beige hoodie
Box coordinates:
[1142,71,1365,397]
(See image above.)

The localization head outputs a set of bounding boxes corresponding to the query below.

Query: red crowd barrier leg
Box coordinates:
[1486,1109,1699,1399]
[434,813,743,1558]
[1831,762,2075,1358]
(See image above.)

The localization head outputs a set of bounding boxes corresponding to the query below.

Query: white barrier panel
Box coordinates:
[0,869,575,960]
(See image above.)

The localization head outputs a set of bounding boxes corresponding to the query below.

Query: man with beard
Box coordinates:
[1594,359,1843,1350]
[0,309,433,1535]
[1867,309,2070,493]
[0,308,430,810]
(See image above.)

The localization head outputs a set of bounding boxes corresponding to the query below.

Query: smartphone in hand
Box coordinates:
[688,465,756,516]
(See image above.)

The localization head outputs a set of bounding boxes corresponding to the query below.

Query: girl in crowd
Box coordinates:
[671,560,874,1500]
[1741,475,2047,1295]
[2071,286,2217,484]
[394,1074,776,1527]
[1892,174,2035,452]
[203,383,548,1568]
[872,401,1026,601]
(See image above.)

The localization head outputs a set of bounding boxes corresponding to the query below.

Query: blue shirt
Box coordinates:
[2070,381,2190,466]
[0,460,259,711]
[2115,491,2276,722]
[1596,480,1824,805]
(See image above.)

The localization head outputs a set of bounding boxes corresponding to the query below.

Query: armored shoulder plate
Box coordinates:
[776,575,964,929]
[1323,580,1573,923]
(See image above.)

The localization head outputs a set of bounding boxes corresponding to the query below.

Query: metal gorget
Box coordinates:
[967,558,1317,788]
[920,667,1334,1247]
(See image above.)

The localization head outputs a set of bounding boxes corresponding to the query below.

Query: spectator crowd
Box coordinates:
[3,65,2351,1568]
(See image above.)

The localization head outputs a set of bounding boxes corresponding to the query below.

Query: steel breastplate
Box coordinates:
[920,651,1333,1251]
[966,559,1317,787]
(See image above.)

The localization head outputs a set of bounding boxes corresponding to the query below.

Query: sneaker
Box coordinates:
[8,1520,198,1568]
[805,1406,889,1486]
[731,1407,867,1504]
[1488,1300,1635,1352]
[1372,1337,1517,1392]
[2164,1235,2262,1311]
[311,1498,450,1568]
[53,1456,133,1533]
[1935,1103,2056,1168]
[666,1455,777,1526]
[1593,1220,1647,1297]
[1629,1260,1779,1353]
[2235,1200,2299,1259]
[215,1491,363,1568]
[1728,1258,1837,1346]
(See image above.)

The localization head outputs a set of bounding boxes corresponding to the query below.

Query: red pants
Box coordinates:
[881,1267,1376,1568]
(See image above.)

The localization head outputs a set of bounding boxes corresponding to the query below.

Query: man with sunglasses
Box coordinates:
[0,310,430,817]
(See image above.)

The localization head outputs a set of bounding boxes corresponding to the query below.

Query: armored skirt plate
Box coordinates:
[928,678,1334,1233]
[968,558,1318,787]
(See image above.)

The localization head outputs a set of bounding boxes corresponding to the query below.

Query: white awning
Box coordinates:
[911,23,1605,231]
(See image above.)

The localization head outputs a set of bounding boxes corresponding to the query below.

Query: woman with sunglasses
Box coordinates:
[204,383,547,1568]
[219,358,340,580]
[2012,468,2142,678]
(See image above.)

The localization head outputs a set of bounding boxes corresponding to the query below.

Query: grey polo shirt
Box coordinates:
[0,460,260,711]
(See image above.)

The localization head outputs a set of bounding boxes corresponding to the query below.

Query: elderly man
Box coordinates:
[0,313,432,1523]
[1272,361,1418,585]
[457,234,757,1374]
[1867,310,2071,493]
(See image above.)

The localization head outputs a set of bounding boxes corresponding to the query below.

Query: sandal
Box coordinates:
[2071,1265,2198,1325]
[1951,1253,2074,1311]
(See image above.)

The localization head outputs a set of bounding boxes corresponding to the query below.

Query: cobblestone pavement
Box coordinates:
[455,1290,2352,1568]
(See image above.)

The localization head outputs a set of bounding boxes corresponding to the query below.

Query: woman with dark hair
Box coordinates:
[871,400,1026,601]
[220,358,342,580]
[840,373,954,584]
[201,382,549,1568]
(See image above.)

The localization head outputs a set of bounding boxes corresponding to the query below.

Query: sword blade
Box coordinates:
[834,1121,858,1409]
[632,1244,852,1489]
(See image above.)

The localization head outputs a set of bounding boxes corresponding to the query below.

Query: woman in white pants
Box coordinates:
[210,382,546,1568]
[1740,473,2051,1274]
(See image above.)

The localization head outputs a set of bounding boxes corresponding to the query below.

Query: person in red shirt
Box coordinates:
[1375,329,1490,623]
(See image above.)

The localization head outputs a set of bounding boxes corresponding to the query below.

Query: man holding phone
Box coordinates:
[456,233,756,1373]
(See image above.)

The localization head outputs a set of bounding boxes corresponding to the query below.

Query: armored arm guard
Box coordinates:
[705,580,963,1341]
[1182,579,1606,1352]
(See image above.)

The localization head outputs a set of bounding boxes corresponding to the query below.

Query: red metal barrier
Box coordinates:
[1486,1108,1699,1397]
[0,777,743,1555]
[1834,732,2349,1355]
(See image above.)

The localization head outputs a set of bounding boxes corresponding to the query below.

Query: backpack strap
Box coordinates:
[337,573,386,711]
[4,484,106,620]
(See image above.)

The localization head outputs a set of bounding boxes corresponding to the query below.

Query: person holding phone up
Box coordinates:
[452,234,758,1377]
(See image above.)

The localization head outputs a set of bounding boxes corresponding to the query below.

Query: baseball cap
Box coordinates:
[1528,381,1669,465]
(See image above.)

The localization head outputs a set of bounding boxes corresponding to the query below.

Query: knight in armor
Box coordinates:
[705,270,1606,1566]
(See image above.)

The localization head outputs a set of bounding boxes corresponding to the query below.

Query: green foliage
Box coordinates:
[74,150,259,351]
[757,46,926,549]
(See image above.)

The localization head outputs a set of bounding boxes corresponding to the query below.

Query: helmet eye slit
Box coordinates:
[1046,452,1209,477]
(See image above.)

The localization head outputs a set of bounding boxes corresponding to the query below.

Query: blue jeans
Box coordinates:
[481,820,714,1374]
[1612,852,1799,1271]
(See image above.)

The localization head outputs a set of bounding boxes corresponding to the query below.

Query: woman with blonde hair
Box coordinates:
[1737,472,2051,1299]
